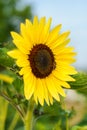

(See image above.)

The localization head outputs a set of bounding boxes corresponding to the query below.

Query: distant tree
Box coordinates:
[0,0,33,44]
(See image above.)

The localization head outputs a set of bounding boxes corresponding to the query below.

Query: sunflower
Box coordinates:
[8,16,77,105]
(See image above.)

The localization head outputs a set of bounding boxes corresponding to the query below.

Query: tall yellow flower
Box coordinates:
[8,16,77,105]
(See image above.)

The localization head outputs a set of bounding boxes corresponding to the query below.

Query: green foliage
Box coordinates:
[0,47,14,68]
[53,120,61,130]
[33,101,75,130]
[0,97,9,130]
[70,73,87,96]
[71,126,87,130]
[0,0,32,44]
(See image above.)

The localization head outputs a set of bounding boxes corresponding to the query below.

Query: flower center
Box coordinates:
[29,44,56,78]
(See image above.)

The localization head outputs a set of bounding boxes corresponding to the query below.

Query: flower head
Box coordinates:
[8,16,77,105]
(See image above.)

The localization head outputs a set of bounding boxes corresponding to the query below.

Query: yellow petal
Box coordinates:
[45,76,60,102]
[46,24,62,45]
[58,47,75,54]
[33,16,39,26]
[40,17,52,43]
[51,31,70,49]
[37,79,44,105]
[16,59,29,67]
[11,31,22,40]
[48,92,53,105]
[20,23,33,47]
[25,19,32,28]
[52,39,70,51]
[19,67,31,75]
[56,38,71,48]
[57,31,70,42]
[56,53,76,64]
[38,17,46,43]
[57,56,76,61]
[58,52,77,58]
[25,19,34,44]
[34,79,44,106]
[53,70,75,81]
[54,78,71,88]
[44,18,52,35]
[54,46,75,57]
[31,16,39,43]
[41,79,49,105]
[20,23,26,38]
[11,34,28,54]
[55,62,77,75]
[7,49,28,59]
[52,76,66,97]
[39,17,46,27]
[24,72,35,100]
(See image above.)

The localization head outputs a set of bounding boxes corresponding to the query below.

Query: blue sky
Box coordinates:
[21,0,87,70]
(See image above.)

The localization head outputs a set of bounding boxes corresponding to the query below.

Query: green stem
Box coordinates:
[8,112,19,130]
[0,97,8,130]
[24,98,35,130]
[66,113,69,130]
[61,98,69,130]
[0,92,24,121]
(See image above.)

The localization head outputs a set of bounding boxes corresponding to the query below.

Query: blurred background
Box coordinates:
[0,0,87,71]
[0,0,87,130]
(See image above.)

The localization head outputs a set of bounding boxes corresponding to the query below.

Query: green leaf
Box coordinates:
[70,73,87,89]
[71,126,87,130]
[34,101,70,130]
[0,97,9,130]
[69,73,87,96]
[16,127,24,130]
[0,47,14,68]
[53,120,62,130]
[12,76,23,93]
